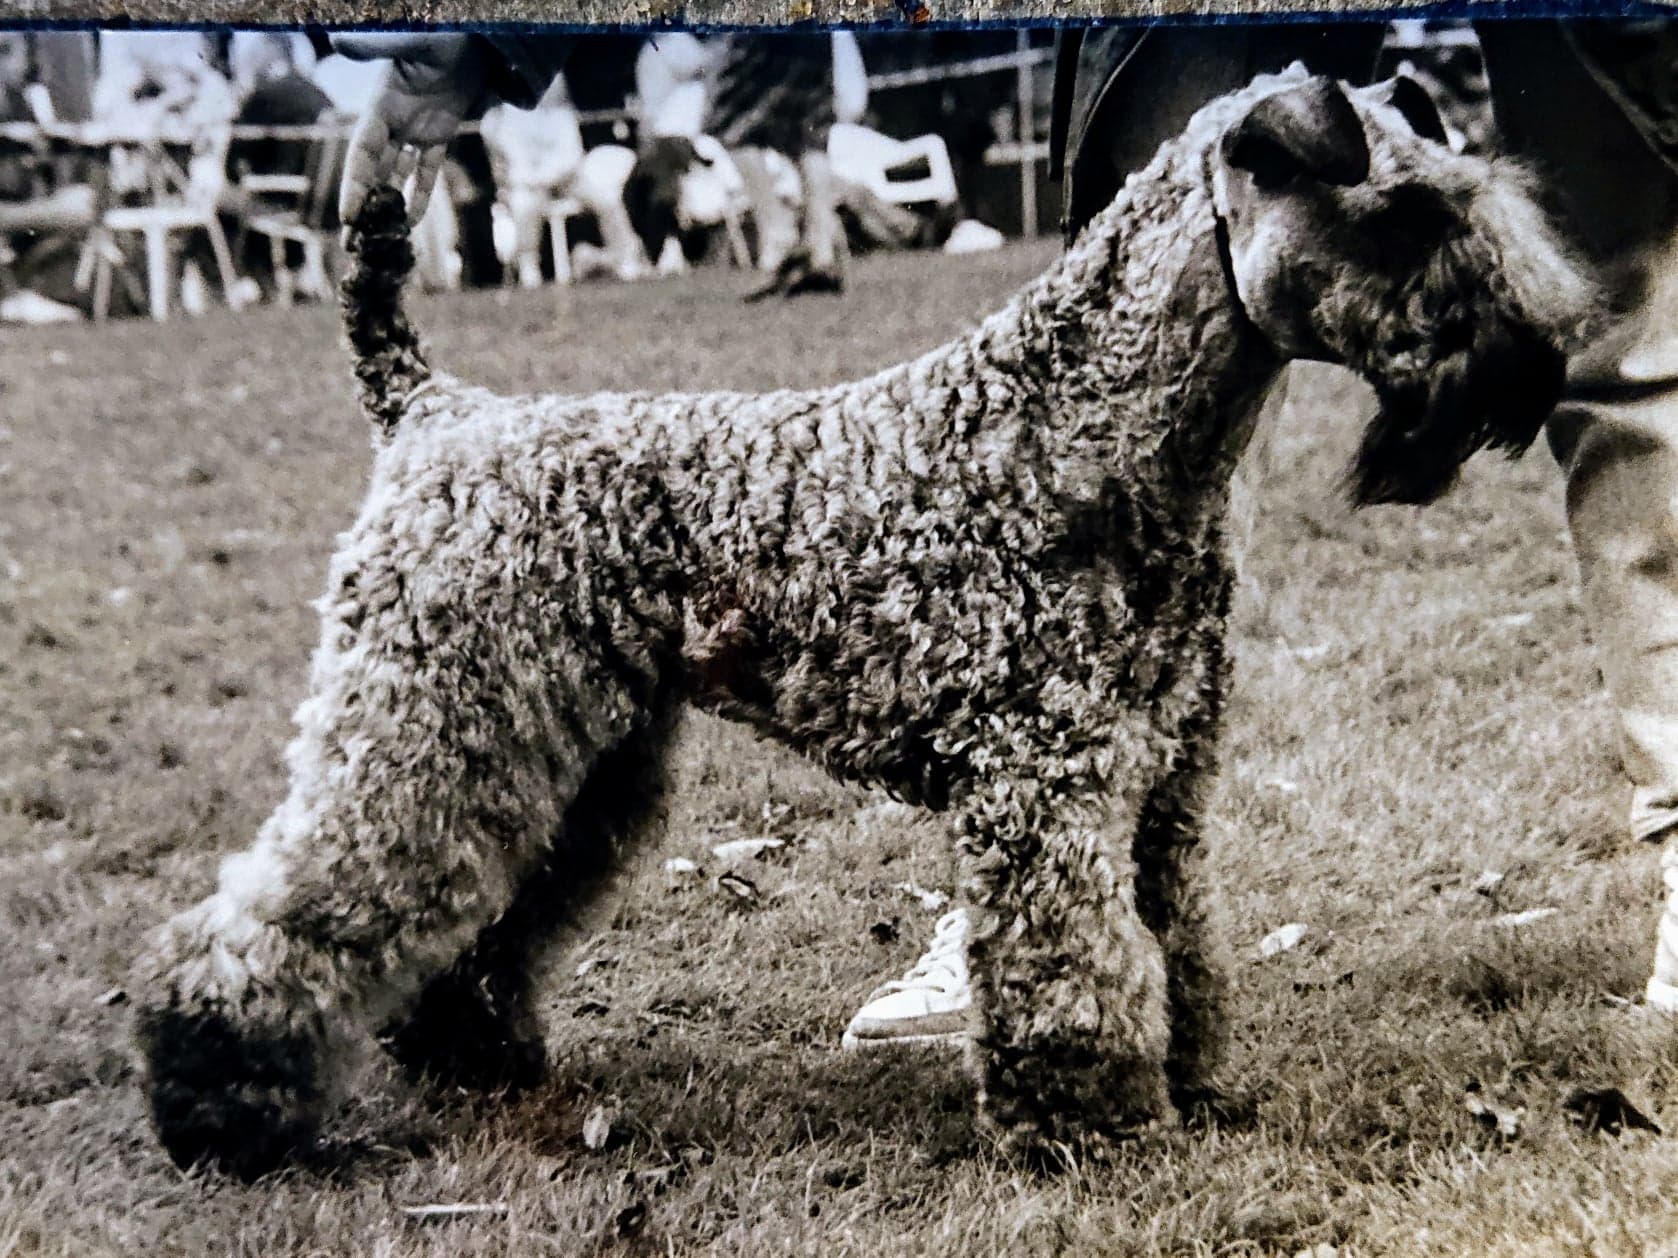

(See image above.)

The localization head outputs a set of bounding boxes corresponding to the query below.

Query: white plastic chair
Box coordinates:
[681,135,752,269]
[238,122,348,305]
[83,124,242,321]
[492,144,646,287]
[826,123,958,208]
[480,92,585,287]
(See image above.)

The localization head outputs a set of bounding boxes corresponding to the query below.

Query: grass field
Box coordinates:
[3,242,1676,1256]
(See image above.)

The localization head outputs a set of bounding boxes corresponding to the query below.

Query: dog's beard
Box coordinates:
[1349,315,1565,506]
[1322,211,1572,507]
[1345,158,1609,507]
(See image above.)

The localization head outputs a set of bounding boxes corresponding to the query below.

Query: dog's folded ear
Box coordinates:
[1223,76,1370,189]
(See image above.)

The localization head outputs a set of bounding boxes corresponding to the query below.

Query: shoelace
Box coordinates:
[866,910,968,999]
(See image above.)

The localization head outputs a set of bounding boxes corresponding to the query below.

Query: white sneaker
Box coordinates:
[841,908,972,1050]
[1646,856,1678,1013]
[1646,975,1678,1013]
[0,289,81,324]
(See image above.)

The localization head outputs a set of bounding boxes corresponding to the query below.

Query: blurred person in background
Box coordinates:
[479,74,588,286]
[89,32,253,316]
[92,30,236,145]
[17,31,97,202]
[0,32,97,322]
[28,28,94,123]
[0,31,59,320]
[622,34,749,276]
[334,33,866,296]
[227,31,333,200]
[222,32,340,300]
[635,32,714,142]
[0,32,38,199]
[706,31,865,294]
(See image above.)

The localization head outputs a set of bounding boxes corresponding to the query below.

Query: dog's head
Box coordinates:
[1207,66,1595,505]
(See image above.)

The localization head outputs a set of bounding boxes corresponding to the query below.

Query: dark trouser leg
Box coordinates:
[1062,23,1387,241]
[1059,23,1385,562]
[1480,21,1678,844]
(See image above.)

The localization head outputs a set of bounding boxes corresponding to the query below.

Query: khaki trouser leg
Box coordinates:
[798,150,846,277]
[1482,22,1678,842]
[1547,371,1678,844]
[1480,21,1678,1001]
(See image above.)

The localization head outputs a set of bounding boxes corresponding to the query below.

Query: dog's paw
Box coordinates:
[1172,1082,1262,1131]
[137,1004,325,1180]
[381,997,549,1096]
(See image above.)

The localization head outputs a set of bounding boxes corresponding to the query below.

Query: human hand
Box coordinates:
[334,33,489,223]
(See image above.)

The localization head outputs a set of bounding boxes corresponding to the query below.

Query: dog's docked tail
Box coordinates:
[340,185,431,433]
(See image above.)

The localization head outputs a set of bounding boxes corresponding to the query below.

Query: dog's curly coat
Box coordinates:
[136,67,1591,1178]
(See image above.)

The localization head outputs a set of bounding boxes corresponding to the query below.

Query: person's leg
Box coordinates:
[742,148,848,301]
[1063,23,1386,240]
[844,21,1383,1051]
[797,148,847,283]
[1477,20,1678,1004]
[732,146,802,274]
[710,35,847,296]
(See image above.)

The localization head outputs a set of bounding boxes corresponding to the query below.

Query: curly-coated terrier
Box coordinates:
[135,66,1592,1178]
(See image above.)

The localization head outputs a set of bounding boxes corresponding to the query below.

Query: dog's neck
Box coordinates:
[903,150,1282,529]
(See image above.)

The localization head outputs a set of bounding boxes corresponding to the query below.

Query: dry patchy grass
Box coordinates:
[1,244,1673,1256]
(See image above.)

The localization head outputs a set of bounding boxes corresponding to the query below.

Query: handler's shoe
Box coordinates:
[1647,858,1678,1014]
[842,909,972,1050]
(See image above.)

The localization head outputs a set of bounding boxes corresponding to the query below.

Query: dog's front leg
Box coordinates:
[1133,693,1232,1124]
[957,765,1175,1164]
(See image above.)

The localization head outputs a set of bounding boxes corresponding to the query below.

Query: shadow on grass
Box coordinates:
[508,1038,981,1166]
[242,920,1662,1188]
[298,1034,1286,1187]
[235,1037,981,1188]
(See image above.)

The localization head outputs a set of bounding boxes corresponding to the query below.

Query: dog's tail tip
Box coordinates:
[340,185,431,434]
[345,185,411,257]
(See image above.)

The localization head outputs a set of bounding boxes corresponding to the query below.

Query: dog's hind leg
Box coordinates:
[959,751,1175,1162]
[133,545,666,1178]
[382,711,677,1092]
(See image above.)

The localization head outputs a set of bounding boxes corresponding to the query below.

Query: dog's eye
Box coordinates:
[1366,183,1462,260]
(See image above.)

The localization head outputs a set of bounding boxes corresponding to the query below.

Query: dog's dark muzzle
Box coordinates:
[1350,316,1568,507]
